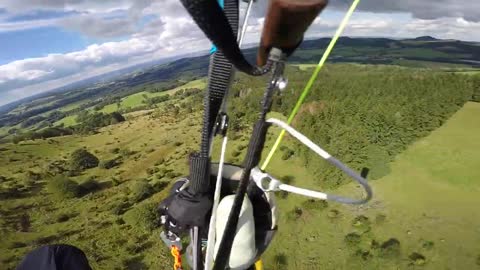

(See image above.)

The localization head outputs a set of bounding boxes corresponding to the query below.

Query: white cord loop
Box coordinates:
[251,118,372,205]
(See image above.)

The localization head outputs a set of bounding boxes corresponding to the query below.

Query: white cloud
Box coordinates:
[1,0,480,106]
[0,17,60,32]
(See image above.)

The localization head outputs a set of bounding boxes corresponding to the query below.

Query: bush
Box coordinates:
[123,203,160,232]
[379,238,401,258]
[231,150,241,157]
[173,141,183,147]
[146,167,159,175]
[281,148,295,160]
[120,148,135,157]
[280,175,295,185]
[25,171,42,181]
[344,232,361,246]
[302,199,328,210]
[409,252,426,266]
[70,149,99,171]
[111,201,131,215]
[47,176,80,199]
[79,178,100,194]
[352,215,371,232]
[287,207,303,221]
[131,180,153,203]
[111,176,122,186]
[154,158,165,166]
[99,157,121,169]
[327,209,340,219]
[422,240,434,250]
[151,181,168,192]
[273,252,288,270]
[236,144,247,151]
[9,241,27,249]
[56,213,71,223]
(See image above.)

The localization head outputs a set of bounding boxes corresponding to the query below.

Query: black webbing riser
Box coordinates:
[179,0,259,75]
[189,0,238,195]
[213,67,280,270]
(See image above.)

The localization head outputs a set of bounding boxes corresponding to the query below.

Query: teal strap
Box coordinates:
[210,0,225,54]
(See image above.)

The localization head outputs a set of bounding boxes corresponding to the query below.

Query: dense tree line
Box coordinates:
[228,64,476,187]
[12,127,73,144]
[11,111,126,143]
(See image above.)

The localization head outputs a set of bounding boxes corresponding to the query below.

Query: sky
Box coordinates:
[0,0,480,106]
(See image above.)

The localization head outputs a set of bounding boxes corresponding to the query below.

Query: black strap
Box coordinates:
[213,56,285,270]
[189,0,239,195]
[179,0,269,76]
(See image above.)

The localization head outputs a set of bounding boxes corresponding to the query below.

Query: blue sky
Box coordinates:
[1,0,479,106]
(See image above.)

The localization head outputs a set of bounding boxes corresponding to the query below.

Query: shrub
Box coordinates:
[47,176,80,199]
[123,203,160,232]
[9,242,27,249]
[302,199,328,210]
[281,149,295,160]
[273,253,288,270]
[70,149,99,171]
[409,252,426,266]
[173,141,183,147]
[422,240,434,250]
[327,209,340,219]
[352,215,371,232]
[22,178,35,187]
[278,191,289,199]
[56,213,71,223]
[354,249,372,261]
[236,144,247,151]
[111,177,122,186]
[79,178,100,194]
[99,157,121,169]
[287,207,303,221]
[280,175,295,184]
[344,232,361,246]
[25,171,41,181]
[111,201,131,215]
[151,181,168,193]
[120,148,135,157]
[154,158,165,166]
[379,238,401,258]
[131,180,153,203]
[231,150,241,157]
[146,167,159,176]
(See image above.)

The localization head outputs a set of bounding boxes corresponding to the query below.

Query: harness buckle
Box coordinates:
[214,113,229,137]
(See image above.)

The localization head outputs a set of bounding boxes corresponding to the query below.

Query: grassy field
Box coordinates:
[261,102,480,269]
[0,107,202,269]
[53,115,78,127]
[99,79,206,113]
[49,78,206,127]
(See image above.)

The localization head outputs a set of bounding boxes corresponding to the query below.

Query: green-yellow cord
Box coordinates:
[260,0,361,171]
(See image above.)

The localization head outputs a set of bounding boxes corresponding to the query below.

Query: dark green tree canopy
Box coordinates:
[70,149,99,171]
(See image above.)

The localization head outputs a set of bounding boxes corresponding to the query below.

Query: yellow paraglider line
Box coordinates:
[260,0,362,171]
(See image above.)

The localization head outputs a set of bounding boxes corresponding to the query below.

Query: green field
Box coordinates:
[53,115,78,127]
[261,102,480,269]
[99,79,206,113]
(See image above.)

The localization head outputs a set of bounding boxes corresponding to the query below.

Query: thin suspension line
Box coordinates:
[260,0,362,171]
